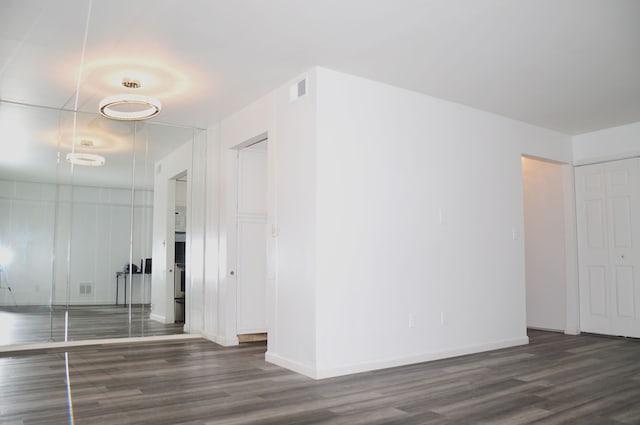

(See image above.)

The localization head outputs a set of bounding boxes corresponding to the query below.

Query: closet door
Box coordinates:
[575,157,640,338]
[236,143,268,334]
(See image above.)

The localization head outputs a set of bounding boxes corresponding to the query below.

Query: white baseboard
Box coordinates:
[265,351,317,379]
[205,333,239,347]
[528,326,564,333]
[0,333,202,354]
[266,336,529,380]
[149,313,167,323]
[314,336,530,379]
[528,325,580,336]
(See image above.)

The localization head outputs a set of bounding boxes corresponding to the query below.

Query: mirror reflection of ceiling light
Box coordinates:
[66,152,106,167]
[99,93,162,121]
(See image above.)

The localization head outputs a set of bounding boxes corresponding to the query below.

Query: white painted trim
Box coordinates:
[237,328,268,335]
[0,333,202,353]
[528,326,563,333]
[235,132,268,151]
[573,153,640,167]
[265,351,317,378]
[149,312,167,323]
[562,164,581,336]
[206,333,239,347]
[312,337,530,380]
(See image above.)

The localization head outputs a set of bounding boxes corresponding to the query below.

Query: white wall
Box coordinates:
[0,180,55,306]
[522,157,567,331]
[313,68,562,377]
[175,181,187,207]
[0,180,152,306]
[203,125,221,342]
[573,121,640,165]
[265,71,318,375]
[188,130,208,334]
[209,66,574,379]
[61,186,153,305]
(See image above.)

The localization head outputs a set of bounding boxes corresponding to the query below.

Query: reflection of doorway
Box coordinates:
[522,156,568,332]
[172,174,187,324]
[236,141,268,339]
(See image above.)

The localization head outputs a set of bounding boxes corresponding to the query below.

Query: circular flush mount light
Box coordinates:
[99,94,162,121]
[121,78,141,89]
[66,152,106,167]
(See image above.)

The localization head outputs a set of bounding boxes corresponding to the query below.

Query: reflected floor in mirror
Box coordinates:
[0,305,184,345]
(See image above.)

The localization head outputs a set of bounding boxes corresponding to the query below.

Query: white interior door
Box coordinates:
[575,157,640,337]
[236,143,268,334]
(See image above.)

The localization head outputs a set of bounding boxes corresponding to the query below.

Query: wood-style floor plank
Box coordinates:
[1,330,640,424]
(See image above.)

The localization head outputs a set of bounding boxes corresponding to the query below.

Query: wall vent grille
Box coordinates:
[79,282,93,296]
[289,77,308,101]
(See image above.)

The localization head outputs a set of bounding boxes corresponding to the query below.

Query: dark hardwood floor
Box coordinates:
[0,305,184,345]
[1,330,640,424]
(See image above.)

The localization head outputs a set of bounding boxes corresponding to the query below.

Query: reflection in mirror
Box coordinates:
[0,100,201,346]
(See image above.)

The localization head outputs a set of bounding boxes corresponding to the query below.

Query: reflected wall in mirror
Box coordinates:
[0,100,202,346]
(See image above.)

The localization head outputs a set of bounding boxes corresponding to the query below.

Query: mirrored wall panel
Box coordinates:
[0,100,204,346]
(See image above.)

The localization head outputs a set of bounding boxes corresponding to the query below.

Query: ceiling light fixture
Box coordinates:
[99,93,162,121]
[66,152,106,167]
[121,78,141,89]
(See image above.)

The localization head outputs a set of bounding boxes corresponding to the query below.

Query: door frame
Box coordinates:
[235,141,268,335]
[521,155,580,335]
[165,171,188,325]
[221,132,270,345]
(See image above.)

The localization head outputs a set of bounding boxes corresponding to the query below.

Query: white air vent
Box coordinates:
[79,282,93,296]
[289,77,307,101]
[297,79,306,97]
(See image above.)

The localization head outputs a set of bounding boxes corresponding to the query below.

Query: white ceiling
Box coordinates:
[0,0,639,186]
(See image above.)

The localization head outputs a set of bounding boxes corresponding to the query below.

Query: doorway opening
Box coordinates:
[172,172,187,324]
[521,156,572,333]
